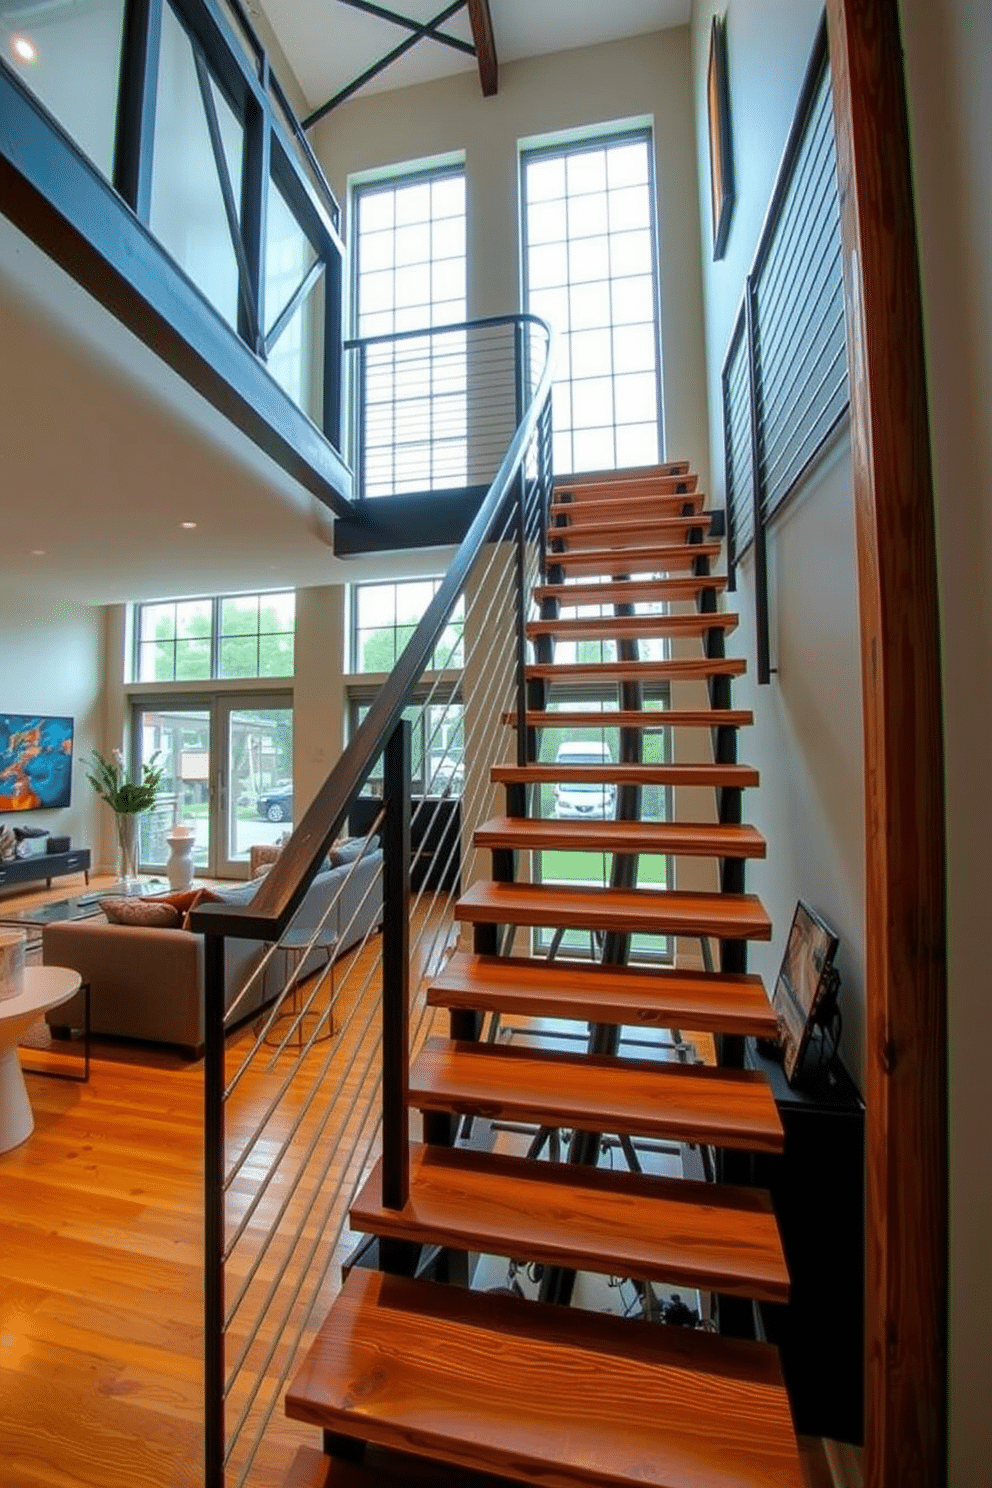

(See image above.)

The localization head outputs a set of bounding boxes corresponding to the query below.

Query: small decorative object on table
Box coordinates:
[770,899,841,1086]
[83,747,163,891]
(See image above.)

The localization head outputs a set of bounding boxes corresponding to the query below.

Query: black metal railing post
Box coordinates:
[203,931,227,1488]
[513,321,530,770]
[744,276,771,685]
[381,720,411,1212]
[355,341,368,502]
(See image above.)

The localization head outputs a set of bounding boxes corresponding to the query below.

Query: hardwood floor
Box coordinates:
[0,876,855,1488]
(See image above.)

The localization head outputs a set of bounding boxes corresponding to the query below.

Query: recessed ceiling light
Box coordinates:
[12,35,37,63]
[180,520,197,529]
[29,548,45,557]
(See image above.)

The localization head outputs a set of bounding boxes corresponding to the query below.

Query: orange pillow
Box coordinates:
[179,885,223,930]
[147,888,203,917]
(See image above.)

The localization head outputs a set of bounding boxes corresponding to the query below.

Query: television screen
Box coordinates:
[0,714,74,811]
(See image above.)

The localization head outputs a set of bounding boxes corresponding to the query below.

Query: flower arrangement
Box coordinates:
[84,748,164,814]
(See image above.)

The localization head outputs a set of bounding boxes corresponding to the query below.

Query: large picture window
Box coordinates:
[353,166,468,495]
[135,591,295,682]
[521,130,663,476]
[350,579,463,675]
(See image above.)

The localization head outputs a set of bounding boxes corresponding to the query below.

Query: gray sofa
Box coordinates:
[42,849,382,1057]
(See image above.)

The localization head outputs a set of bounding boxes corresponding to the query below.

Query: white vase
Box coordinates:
[115,812,140,888]
[166,830,196,891]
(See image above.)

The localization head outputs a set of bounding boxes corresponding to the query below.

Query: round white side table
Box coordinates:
[0,965,81,1154]
[166,832,197,891]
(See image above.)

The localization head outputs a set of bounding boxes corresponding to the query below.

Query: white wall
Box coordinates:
[0,593,104,876]
[899,0,992,1479]
[689,0,866,1090]
[312,28,710,473]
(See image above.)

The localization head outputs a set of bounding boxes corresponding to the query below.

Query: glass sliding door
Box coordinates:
[218,696,293,875]
[134,703,212,875]
[132,692,292,878]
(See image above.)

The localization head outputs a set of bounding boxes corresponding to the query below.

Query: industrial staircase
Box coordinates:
[283,463,804,1488]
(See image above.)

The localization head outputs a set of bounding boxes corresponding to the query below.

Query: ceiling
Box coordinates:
[1,0,692,609]
[251,0,690,115]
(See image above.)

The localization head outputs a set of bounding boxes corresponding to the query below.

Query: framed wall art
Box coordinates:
[707,13,735,259]
[772,899,840,1084]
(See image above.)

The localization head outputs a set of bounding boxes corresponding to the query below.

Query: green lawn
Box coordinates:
[538,848,668,888]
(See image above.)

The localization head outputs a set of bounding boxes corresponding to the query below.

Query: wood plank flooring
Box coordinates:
[0,876,852,1488]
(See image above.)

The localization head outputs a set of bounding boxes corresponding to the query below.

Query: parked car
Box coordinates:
[256,785,293,822]
[553,742,616,819]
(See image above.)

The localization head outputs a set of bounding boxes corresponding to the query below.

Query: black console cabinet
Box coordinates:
[0,848,91,891]
[747,1038,865,1445]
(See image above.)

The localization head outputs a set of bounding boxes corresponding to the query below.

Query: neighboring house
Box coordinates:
[0,0,987,1481]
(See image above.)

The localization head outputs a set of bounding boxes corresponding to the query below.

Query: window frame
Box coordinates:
[133,589,296,684]
[520,126,666,476]
[347,578,464,677]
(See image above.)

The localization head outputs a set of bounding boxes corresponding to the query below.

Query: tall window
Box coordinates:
[353,168,467,495]
[521,131,663,476]
[135,592,295,682]
[350,580,463,674]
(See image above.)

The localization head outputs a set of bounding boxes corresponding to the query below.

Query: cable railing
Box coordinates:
[346,316,544,503]
[721,15,848,682]
[194,311,554,1488]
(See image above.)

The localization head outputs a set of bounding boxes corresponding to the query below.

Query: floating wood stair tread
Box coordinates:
[551,493,706,520]
[455,881,772,941]
[548,543,721,575]
[410,1038,783,1152]
[557,463,695,491]
[287,1269,802,1488]
[475,816,766,860]
[548,516,710,548]
[352,1142,789,1303]
[526,612,738,641]
[284,1443,524,1488]
[502,708,754,729]
[492,761,759,788]
[534,576,726,606]
[428,952,779,1040]
[527,657,745,684]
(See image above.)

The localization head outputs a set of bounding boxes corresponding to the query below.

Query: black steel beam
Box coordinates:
[304,0,467,125]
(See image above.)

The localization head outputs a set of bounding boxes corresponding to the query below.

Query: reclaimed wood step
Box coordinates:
[533,576,726,606]
[492,762,759,789]
[548,516,710,549]
[283,1444,522,1488]
[455,882,772,942]
[474,816,766,860]
[286,1269,803,1488]
[547,542,721,576]
[428,952,779,1040]
[352,1142,789,1303]
[526,657,745,685]
[551,492,706,521]
[410,1037,784,1152]
[557,462,695,491]
[527,613,738,641]
[502,708,754,729]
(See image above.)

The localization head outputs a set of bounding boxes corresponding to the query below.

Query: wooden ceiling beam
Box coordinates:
[467,0,498,97]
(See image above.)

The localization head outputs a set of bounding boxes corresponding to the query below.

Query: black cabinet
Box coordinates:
[747,1038,865,1445]
[0,848,91,890]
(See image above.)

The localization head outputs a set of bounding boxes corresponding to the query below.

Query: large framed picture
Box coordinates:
[772,900,840,1084]
[707,14,735,260]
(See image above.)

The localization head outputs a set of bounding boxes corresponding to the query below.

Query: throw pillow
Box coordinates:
[99,897,181,929]
[173,886,224,929]
[327,834,379,868]
[0,825,15,861]
[147,888,203,917]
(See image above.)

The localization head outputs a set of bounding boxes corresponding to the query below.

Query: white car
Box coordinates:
[552,741,616,819]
